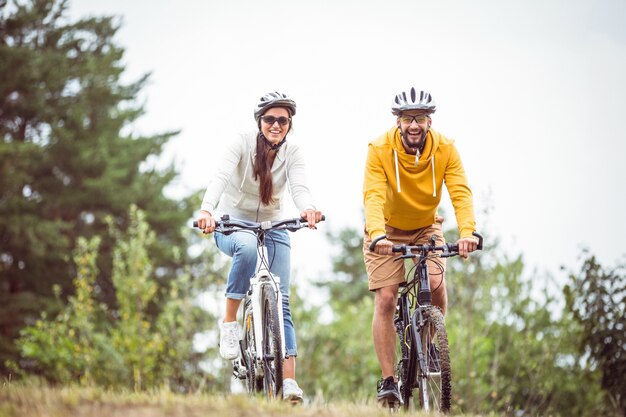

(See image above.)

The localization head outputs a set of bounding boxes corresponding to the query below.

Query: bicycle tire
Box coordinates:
[242,307,263,393]
[261,285,283,399]
[395,296,416,408]
[417,305,451,413]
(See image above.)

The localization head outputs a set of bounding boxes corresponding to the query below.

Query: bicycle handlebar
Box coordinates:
[192,214,325,234]
[390,231,483,258]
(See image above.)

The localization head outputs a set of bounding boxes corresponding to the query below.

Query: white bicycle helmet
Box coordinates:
[254,91,297,121]
[391,87,436,115]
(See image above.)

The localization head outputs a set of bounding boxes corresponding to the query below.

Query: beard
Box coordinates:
[400,128,427,154]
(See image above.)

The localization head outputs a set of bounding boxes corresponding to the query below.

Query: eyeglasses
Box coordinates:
[399,115,430,124]
[261,115,291,126]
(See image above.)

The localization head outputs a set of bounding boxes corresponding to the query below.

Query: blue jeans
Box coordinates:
[214,229,298,357]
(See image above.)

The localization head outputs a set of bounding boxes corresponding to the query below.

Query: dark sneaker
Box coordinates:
[377,376,403,406]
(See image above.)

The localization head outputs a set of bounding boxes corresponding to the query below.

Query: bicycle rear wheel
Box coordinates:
[417,305,451,413]
[261,285,283,399]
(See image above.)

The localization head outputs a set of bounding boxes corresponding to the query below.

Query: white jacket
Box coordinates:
[201,132,316,222]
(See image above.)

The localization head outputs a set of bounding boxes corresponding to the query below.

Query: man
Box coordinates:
[362,87,479,403]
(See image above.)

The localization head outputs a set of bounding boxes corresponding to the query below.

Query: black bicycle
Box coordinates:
[383,232,483,413]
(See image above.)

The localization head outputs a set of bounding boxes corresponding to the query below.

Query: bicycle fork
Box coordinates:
[411,309,433,410]
[251,244,287,366]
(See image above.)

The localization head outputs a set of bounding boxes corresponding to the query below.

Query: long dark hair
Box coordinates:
[253,133,275,205]
[253,111,293,206]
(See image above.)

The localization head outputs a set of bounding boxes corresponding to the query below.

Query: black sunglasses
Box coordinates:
[399,115,430,124]
[261,115,291,126]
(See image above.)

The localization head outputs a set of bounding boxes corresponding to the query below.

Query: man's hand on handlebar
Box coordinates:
[371,237,394,255]
[300,209,323,229]
[196,210,215,234]
[369,232,483,258]
[457,236,479,259]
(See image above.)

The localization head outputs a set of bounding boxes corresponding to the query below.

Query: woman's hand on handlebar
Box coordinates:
[457,236,479,259]
[300,209,323,229]
[196,210,215,234]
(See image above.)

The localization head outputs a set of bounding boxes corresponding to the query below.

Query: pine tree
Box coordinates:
[565,254,626,416]
[0,0,194,373]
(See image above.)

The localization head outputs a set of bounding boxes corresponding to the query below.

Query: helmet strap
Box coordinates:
[260,133,287,151]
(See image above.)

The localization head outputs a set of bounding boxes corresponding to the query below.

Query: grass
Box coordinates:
[0,382,494,417]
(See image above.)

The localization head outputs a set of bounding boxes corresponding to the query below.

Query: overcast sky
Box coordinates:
[68,0,626,285]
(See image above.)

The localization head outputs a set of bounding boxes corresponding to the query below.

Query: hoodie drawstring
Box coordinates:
[393,149,401,193]
[431,155,436,197]
[393,149,437,197]
[394,150,437,197]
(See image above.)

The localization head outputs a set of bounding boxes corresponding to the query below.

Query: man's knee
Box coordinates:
[431,285,448,314]
[375,287,397,315]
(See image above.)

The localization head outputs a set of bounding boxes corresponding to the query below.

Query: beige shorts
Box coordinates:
[363,217,446,291]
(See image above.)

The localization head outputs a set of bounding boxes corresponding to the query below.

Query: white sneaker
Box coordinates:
[219,321,240,360]
[282,378,304,403]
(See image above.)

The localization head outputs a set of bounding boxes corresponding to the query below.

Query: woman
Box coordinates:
[195,91,322,402]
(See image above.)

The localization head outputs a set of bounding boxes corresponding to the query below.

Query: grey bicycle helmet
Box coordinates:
[254,91,297,121]
[391,87,436,115]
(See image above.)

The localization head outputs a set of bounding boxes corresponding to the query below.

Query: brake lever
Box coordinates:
[394,254,416,261]
[218,225,237,236]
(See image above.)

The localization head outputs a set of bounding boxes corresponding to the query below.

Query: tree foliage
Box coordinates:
[295,221,620,416]
[0,0,194,373]
[446,247,605,416]
[11,206,219,390]
[292,288,379,402]
[319,225,370,305]
[564,254,626,416]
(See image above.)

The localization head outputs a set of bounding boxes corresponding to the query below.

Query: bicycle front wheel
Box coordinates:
[417,305,451,413]
[261,285,283,399]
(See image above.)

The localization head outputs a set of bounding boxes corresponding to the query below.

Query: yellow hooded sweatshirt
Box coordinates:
[363,126,476,240]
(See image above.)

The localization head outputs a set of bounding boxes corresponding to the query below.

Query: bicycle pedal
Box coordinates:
[232,370,247,380]
[232,362,247,380]
[285,396,304,405]
[378,397,401,412]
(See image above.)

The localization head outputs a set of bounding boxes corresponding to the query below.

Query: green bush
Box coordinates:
[12,206,210,390]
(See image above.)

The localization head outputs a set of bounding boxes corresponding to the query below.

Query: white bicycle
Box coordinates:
[196,214,323,399]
